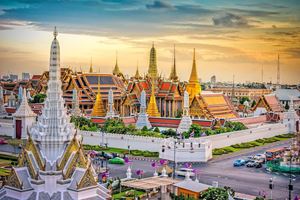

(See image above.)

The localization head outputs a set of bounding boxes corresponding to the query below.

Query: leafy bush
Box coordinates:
[276,133,294,138]
[71,116,99,131]
[162,129,177,137]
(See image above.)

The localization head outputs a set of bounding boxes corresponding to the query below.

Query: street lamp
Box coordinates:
[288,154,294,200]
[173,140,177,179]
[269,177,273,200]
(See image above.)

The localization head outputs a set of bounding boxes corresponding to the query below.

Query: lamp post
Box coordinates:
[288,154,293,200]
[269,177,273,200]
[173,140,177,179]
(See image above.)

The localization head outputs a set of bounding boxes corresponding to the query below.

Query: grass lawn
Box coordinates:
[213,133,294,156]
[113,190,145,199]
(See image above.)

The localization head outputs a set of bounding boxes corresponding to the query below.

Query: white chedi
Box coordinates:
[177,90,192,133]
[30,27,75,164]
[106,88,118,118]
[136,90,152,129]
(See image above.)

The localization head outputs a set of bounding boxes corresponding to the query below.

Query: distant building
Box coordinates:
[22,72,30,80]
[274,89,300,109]
[9,74,18,81]
[208,87,272,101]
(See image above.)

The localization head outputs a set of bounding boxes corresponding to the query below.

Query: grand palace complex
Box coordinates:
[1,44,244,120]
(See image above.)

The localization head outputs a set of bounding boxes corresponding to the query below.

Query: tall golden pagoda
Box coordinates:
[169,44,178,81]
[91,77,106,117]
[147,80,160,117]
[186,48,201,99]
[89,57,93,73]
[113,53,122,76]
[148,43,158,79]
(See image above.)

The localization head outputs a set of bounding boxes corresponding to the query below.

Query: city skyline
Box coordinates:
[0,0,300,84]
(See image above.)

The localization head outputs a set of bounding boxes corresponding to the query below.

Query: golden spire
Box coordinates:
[134,61,141,79]
[148,43,158,80]
[169,44,178,81]
[91,76,105,117]
[186,48,201,98]
[147,80,160,117]
[89,57,93,73]
[113,51,122,76]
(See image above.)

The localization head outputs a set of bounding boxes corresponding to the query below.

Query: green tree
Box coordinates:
[187,124,203,137]
[200,187,228,200]
[239,96,250,105]
[30,93,47,103]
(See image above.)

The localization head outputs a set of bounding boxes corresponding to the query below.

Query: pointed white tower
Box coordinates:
[105,88,118,118]
[13,88,36,139]
[30,27,75,164]
[71,88,82,117]
[177,91,192,133]
[136,90,152,129]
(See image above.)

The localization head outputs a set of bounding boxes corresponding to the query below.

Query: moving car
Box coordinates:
[175,168,195,177]
[246,161,257,168]
[108,157,125,165]
[233,159,245,167]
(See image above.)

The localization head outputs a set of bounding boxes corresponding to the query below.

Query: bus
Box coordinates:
[265,147,286,161]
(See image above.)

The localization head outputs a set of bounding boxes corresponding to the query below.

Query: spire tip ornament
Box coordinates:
[53,26,58,39]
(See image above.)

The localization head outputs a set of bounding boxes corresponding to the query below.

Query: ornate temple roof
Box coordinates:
[190,92,238,119]
[252,94,283,113]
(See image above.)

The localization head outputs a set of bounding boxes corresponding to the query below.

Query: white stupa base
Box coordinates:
[177,115,192,133]
[136,113,152,129]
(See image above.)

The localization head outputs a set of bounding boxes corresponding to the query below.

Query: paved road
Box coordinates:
[106,140,300,200]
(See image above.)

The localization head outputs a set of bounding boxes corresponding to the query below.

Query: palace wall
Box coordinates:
[0,119,14,137]
[80,121,290,152]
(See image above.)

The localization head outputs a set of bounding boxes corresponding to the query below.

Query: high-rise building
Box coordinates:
[22,72,30,80]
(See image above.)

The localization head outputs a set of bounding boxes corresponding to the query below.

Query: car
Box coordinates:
[108,157,125,165]
[255,162,263,168]
[233,159,246,167]
[101,152,113,159]
[0,138,8,145]
[246,161,256,167]
[254,154,266,160]
[175,168,195,177]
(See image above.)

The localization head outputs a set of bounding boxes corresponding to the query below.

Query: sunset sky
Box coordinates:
[0,0,299,84]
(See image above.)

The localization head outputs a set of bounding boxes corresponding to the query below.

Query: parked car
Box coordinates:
[108,157,125,165]
[175,168,195,177]
[233,159,246,167]
[254,154,266,160]
[246,161,257,168]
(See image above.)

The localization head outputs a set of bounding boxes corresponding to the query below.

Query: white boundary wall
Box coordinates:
[0,121,14,137]
[80,122,290,151]
[195,122,289,149]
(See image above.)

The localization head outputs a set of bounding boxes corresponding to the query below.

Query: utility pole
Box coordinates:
[173,139,177,179]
